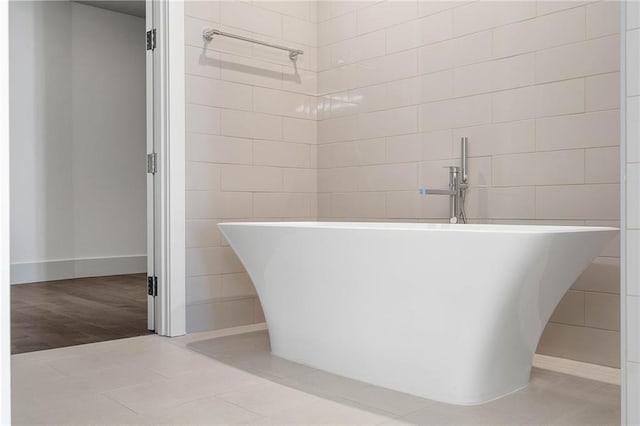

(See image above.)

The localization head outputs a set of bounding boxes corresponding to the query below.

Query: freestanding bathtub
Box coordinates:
[218,222,617,405]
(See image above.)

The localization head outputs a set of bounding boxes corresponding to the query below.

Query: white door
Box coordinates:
[145,0,156,331]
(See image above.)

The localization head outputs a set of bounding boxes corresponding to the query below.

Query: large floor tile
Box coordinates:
[11,329,620,425]
[11,357,66,384]
[555,401,620,426]
[217,381,326,417]
[39,345,154,376]
[338,384,432,417]
[125,342,234,378]
[12,374,97,415]
[103,364,267,414]
[66,364,168,393]
[144,396,263,425]
[227,351,319,379]
[190,337,318,379]
[257,397,396,425]
[286,369,371,399]
[400,401,515,426]
[13,392,141,425]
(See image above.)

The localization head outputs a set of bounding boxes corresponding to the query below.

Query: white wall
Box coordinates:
[624,1,640,423]
[71,3,147,260]
[10,0,74,268]
[184,1,317,332]
[9,1,147,284]
[0,0,11,420]
[316,0,621,368]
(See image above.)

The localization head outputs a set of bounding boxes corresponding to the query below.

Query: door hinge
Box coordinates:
[146,29,156,51]
[147,276,158,296]
[147,152,157,174]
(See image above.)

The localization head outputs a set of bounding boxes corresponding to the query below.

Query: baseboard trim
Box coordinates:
[533,353,620,385]
[10,255,147,284]
[171,322,268,347]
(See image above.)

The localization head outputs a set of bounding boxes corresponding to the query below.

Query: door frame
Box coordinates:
[146,0,156,332]
[149,0,186,337]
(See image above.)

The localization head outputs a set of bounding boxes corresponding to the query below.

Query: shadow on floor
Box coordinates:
[187,330,620,425]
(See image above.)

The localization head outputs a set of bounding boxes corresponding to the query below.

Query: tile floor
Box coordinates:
[11,329,620,425]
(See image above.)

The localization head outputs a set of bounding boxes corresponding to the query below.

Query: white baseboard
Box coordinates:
[533,354,620,385]
[168,323,268,348]
[10,255,147,284]
[191,322,268,340]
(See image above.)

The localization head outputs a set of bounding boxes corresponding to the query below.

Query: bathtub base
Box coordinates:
[268,329,533,405]
[268,349,533,406]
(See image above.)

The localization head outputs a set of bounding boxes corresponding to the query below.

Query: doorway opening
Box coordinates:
[8,0,154,354]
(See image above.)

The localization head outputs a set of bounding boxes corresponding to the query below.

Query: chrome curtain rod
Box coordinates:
[202,28,304,61]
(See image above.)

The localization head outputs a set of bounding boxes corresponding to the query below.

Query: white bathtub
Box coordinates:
[218,222,617,405]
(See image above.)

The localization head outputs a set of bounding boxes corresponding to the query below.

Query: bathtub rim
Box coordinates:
[218,221,618,234]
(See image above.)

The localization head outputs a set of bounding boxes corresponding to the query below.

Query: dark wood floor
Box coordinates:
[11,274,151,354]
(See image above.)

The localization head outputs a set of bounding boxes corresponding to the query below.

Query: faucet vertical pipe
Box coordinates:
[448,167,459,224]
[461,137,468,184]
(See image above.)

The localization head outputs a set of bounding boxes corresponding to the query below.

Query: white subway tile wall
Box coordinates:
[184,0,317,332]
[626,5,640,424]
[316,0,620,367]
[183,0,622,370]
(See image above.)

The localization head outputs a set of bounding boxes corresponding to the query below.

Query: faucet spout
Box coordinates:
[419,189,455,196]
